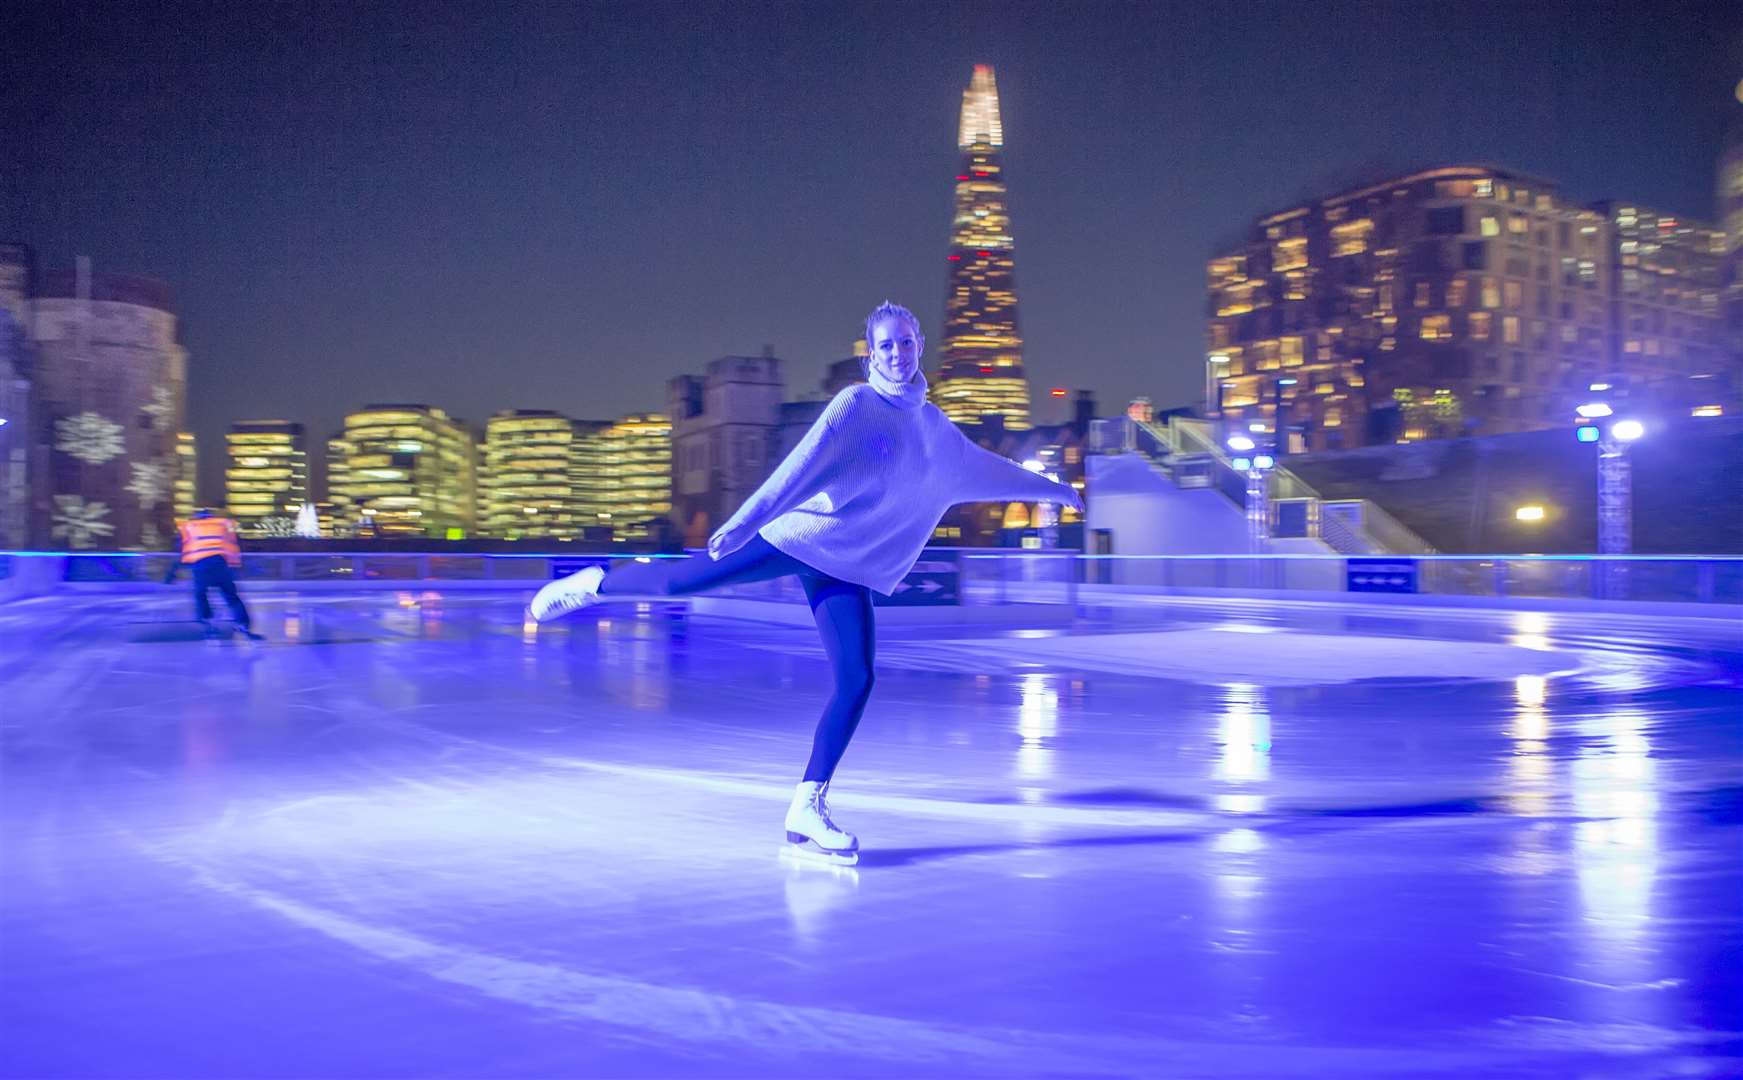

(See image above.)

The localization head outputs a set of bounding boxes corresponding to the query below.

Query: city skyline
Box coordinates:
[8,2,1740,501]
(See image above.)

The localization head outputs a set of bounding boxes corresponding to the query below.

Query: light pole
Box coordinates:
[1576,400,1643,598]
[1575,402,1642,555]
[1227,435,1271,553]
[1597,419,1643,555]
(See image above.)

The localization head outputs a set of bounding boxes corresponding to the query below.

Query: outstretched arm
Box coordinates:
[953,435,1083,511]
[708,392,860,559]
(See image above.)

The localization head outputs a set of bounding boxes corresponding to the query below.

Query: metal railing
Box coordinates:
[1090,416,1438,555]
[4,551,1738,607]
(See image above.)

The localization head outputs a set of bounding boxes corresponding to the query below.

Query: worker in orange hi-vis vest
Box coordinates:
[163,508,263,640]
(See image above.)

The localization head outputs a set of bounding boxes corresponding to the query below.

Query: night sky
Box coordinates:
[8,0,1740,499]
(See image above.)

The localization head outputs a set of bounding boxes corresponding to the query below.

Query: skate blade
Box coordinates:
[780,841,859,868]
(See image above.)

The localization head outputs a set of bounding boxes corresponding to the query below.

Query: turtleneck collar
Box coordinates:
[867,363,928,409]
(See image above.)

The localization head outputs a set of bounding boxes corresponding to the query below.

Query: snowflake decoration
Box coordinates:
[55,411,126,465]
[127,460,171,509]
[143,386,176,429]
[50,495,115,549]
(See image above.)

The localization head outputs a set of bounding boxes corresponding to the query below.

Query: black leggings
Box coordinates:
[600,537,874,783]
[190,555,251,629]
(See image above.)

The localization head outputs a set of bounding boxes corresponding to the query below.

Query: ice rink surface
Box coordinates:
[2,588,1740,1078]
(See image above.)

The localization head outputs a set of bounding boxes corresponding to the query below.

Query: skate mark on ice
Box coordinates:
[138,852,1562,1076]
[538,756,1222,829]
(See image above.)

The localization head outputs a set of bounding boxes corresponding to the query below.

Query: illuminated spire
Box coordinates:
[937,65,1028,430]
[957,64,1003,150]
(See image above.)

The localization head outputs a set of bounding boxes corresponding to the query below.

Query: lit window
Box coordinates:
[1447,279,1467,307]
[1273,237,1308,271]
[1414,282,1431,308]
[1503,316,1521,344]
[1331,218,1372,256]
[1475,178,1494,198]
[1420,315,1452,341]
[1480,216,1500,237]
[1469,312,1491,340]
[1508,213,1529,235]
[1482,278,1500,308]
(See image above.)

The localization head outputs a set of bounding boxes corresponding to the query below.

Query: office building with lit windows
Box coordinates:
[331,405,477,538]
[1589,201,1727,409]
[223,421,307,535]
[1206,165,1620,449]
[0,244,30,548]
[481,409,581,539]
[173,431,197,521]
[1720,97,1743,365]
[574,413,672,541]
[324,433,352,532]
[932,65,1031,430]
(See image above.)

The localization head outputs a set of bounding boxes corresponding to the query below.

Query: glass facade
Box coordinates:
[331,405,477,538]
[173,432,196,521]
[481,410,579,539]
[1720,115,1743,366]
[574,413,671,541]
[933,65,1032,430]
[224,421,307,535]
[1593,201,1726,398]
[324,434,352,534]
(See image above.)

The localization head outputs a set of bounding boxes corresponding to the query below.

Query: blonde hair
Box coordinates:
[864,300,922,349]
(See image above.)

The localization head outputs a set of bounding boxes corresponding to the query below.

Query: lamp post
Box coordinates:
[1596,419,1643,556]
[1576,398,1643,599]
[1227,435,1270,553]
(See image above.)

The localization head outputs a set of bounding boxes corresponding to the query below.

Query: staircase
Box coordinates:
[1087,417,1437,556]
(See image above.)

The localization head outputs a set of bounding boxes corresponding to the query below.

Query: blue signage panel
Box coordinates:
[1346,557,1418,593]
[877,557,960,606]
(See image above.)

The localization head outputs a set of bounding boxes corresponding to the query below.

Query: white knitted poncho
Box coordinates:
[712,370,1076,595]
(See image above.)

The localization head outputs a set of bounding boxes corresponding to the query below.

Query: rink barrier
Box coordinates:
[1,551,1739,611]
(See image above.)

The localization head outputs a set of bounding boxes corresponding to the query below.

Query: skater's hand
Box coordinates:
[707,522,753,561]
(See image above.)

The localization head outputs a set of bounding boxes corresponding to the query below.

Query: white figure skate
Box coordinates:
[528,565,605,623]
[784,780,859,866]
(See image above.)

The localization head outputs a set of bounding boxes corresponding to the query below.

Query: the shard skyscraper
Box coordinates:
[932,65,1031,430]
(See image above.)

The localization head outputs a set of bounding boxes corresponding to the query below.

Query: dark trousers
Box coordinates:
[601,537,874,783]
[190,555,251,629]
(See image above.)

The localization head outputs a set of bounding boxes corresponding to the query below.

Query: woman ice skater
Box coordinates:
[528,301,1082,865]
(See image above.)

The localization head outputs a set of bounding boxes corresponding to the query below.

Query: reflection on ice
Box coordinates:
[1215,682,1271,784]
[1510,611,1554,652]
[1211,827,1265,854]
[1507,675,1553,815]
[1573,708,1658,961]
[1015,672,1060,779]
